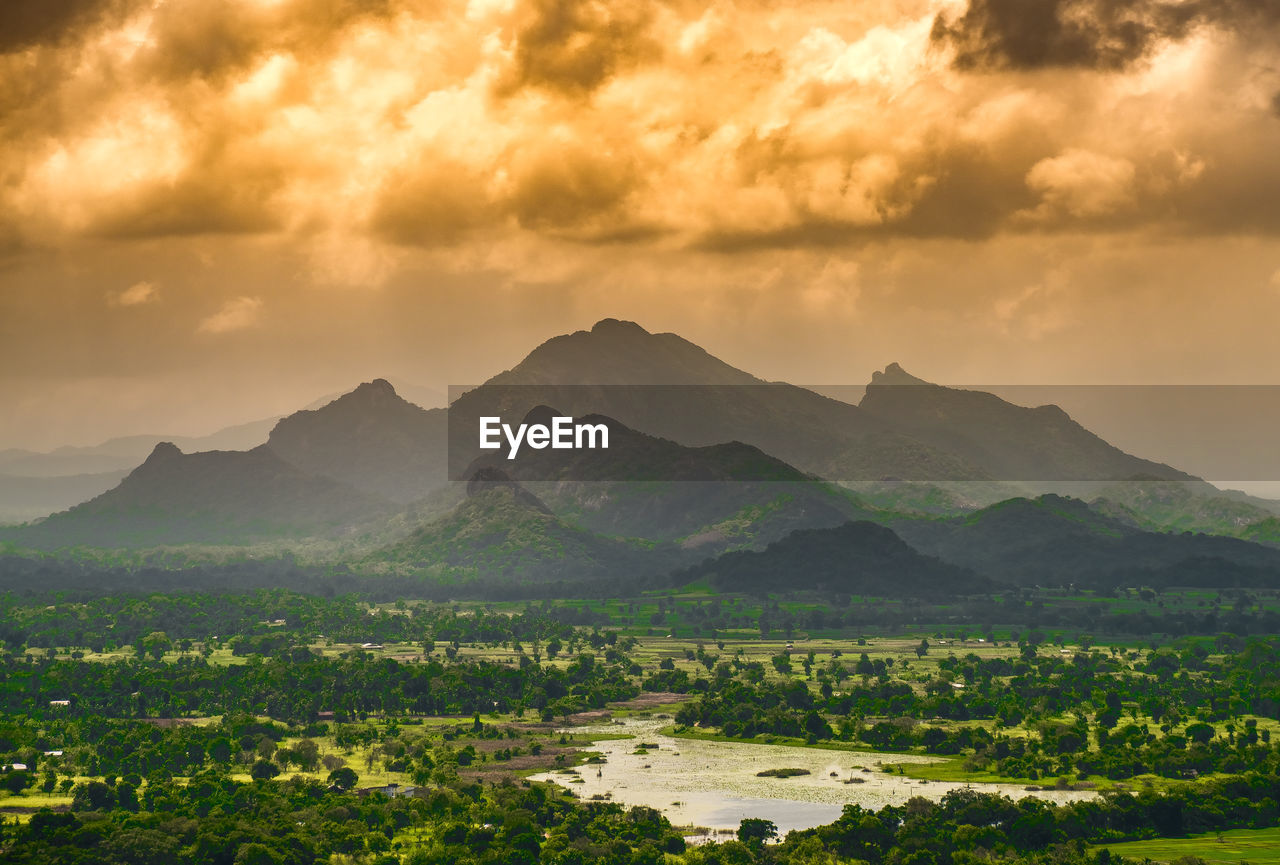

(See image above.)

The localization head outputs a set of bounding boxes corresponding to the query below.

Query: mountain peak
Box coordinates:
[144,441,183,464]
[488,319,762,386]
[590,318,649,335]
[870,363,931,387]
[350,378,398,399]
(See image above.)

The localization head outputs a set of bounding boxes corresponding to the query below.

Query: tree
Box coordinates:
[209,738,233,763]
[328,766,359,790]
[293,739,320,771]
[915,639,929,658]
[737,818,778,845]
[140,631,172,662]
[4,771,30,795]
[71,780,115,810]
[250,759,280,781]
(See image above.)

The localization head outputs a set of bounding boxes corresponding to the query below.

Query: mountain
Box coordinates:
[373,468,675,587]
[1088,479,1280,544]
[858,363,1195,483]
[891,494,1280,588]
[266,379,447,504]
[458,406,869,550]
[449,319,982,482]
[674,520,990,597]
[11,443,393,548]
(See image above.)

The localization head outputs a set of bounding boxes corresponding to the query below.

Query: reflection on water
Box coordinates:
[531,716,1096,836]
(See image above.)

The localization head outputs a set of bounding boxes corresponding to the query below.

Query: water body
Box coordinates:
[532,717,1096,836]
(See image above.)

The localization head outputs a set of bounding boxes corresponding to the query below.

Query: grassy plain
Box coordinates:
[1094,827,1280,864]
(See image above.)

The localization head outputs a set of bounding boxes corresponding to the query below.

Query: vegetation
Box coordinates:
[3,580,1280,864]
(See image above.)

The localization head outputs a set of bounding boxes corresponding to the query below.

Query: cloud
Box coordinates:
[498,0,660,97]
[110,281,157,306]
[1023,149,1136,220]
[932,0,1280,71]
[0,0,137,54]
[197,296,263,334]
[2,0,1279,255]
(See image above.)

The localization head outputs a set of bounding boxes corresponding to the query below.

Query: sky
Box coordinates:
[2,0,1280,451]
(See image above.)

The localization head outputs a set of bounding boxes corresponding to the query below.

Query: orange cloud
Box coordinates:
[198,296,264,334]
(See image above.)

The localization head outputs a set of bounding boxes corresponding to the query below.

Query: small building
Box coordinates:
[49,699,70,707]
[3,763,28,772]
[360,643,384,650]
[43,750,63,757]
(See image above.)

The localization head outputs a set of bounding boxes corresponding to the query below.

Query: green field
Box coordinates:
[1095,827,1280,864]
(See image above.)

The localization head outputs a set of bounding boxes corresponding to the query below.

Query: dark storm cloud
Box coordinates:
[498,0,660,96]
[508,144,640,232]
[137,0,400,85]
[369,141,643,246]
[369,158,493,247]
[0,0,137,54]
[932,0,1279,71]
[87,136,288,238]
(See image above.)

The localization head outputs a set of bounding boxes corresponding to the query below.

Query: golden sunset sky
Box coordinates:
[2,0,1279,449]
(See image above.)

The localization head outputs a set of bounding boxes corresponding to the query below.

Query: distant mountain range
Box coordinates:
[4,318,1279,598]
[890,495,1280,589]
[675,520,991,597]
[14,443,394,547]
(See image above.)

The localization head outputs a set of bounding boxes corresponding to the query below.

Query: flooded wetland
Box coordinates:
[533,716,1097,835]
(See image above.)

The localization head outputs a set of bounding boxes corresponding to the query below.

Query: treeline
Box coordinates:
[7,767,1280,865]
[0,553,647,603]
[675,639,1280,780]
[0,592,611,653]
[749,593,1280,641]
[1,772,687,865]
[0,652,638,724]
[780,775,1280,863]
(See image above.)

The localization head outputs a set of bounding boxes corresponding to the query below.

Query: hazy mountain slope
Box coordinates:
[1089,479,1280,544]
[675,520,990,597]
[267,379,448,504]
[859,363,1195,483]
[891,495,1280,588]
[459,406,869,550]
[374,468,677,585]
[10,443,393,548]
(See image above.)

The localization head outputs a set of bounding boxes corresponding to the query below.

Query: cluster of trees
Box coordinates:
[745,590,1280,642]
[7,761,1280,865]
[0,650,639,724]
[781,775,1280,864]
[675,638,1280,780]
[0,552,654,603]
[1,771,665,865]
[0,592,610,656]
